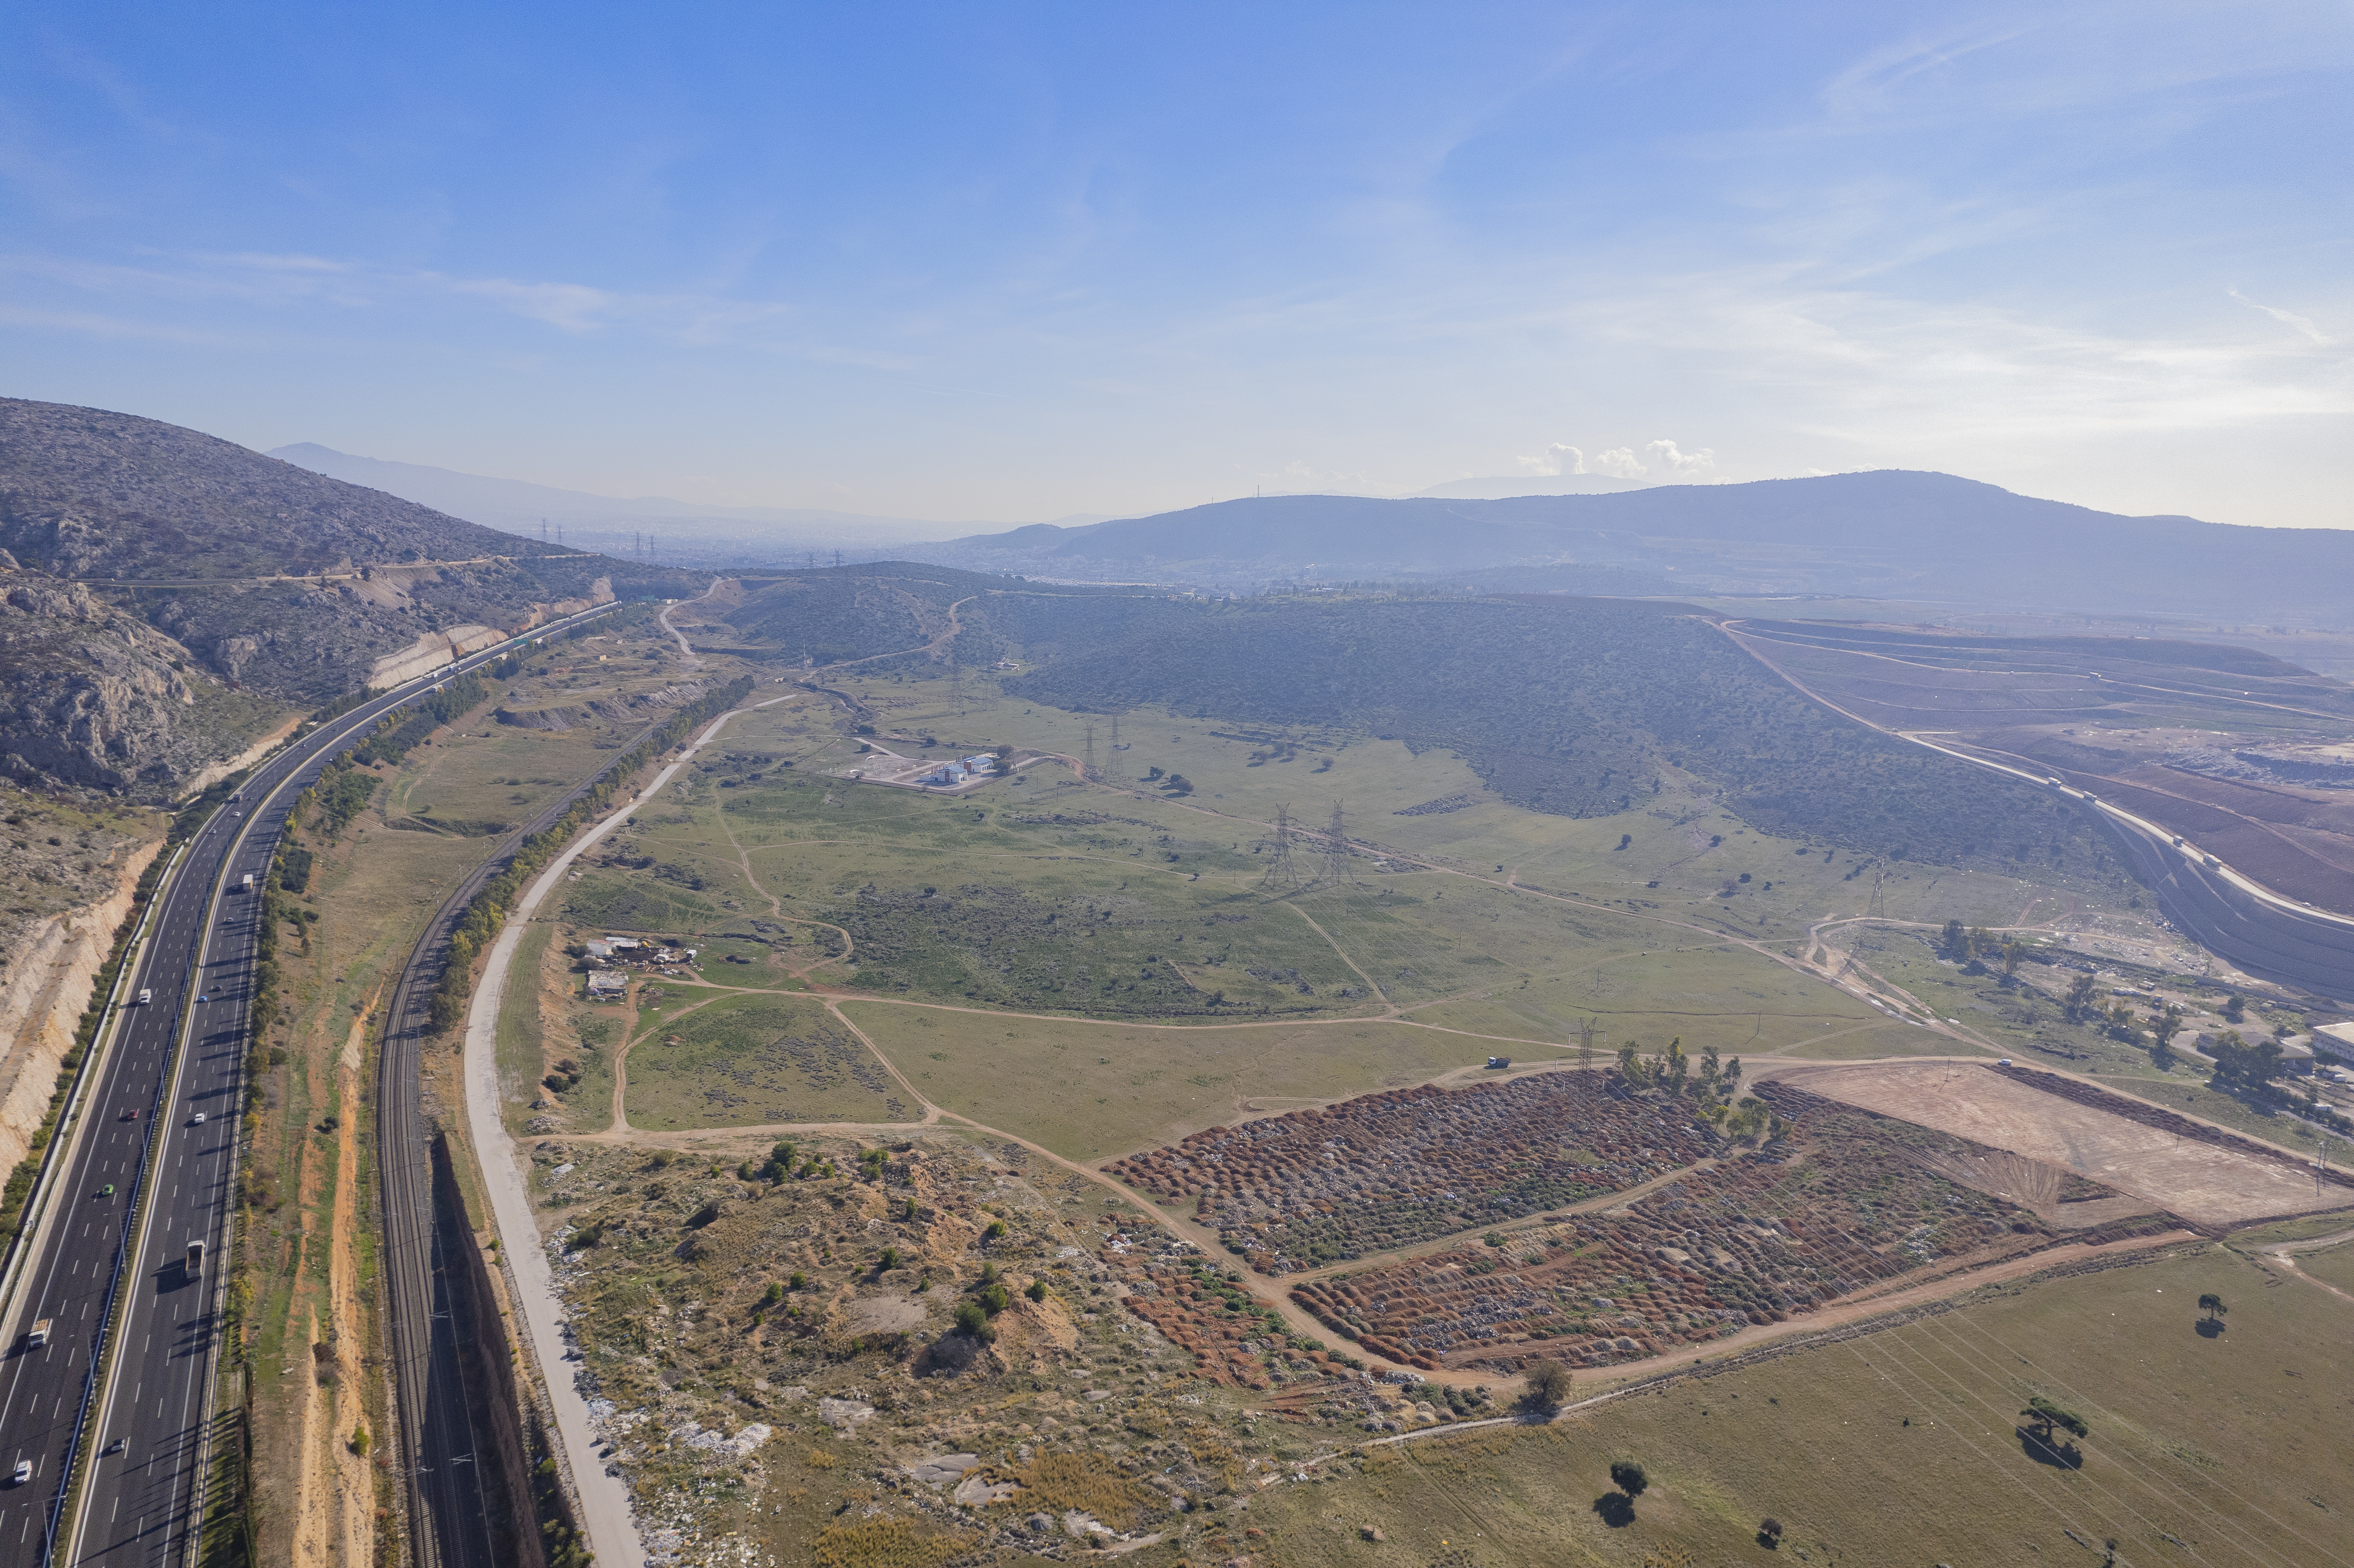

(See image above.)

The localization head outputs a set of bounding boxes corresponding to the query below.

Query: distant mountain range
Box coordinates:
[1409,472,1652,500]
[268,443,1106,562]
[223,437,2354,627]
[913,472,2354,625]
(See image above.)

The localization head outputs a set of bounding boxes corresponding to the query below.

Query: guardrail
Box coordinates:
[0,841,185,1334]
[46,846,216,1566]
[30,597,626,1567]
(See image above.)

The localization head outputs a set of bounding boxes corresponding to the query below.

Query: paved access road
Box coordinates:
[374,691,697,1568]
[0,602,614,1568]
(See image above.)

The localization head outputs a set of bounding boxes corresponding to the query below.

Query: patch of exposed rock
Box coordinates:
[0,569,235,792]
[0,396,703,793]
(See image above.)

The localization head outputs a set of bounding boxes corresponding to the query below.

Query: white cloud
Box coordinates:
[0,248,798,345]
[1588,447,1647,477]
[1514,442,1585,476]
[2228,288,2329,345]
[1643,438,1716,476]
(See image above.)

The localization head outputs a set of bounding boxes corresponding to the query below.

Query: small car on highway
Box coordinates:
[190,1112,206,1126]
[12,1460,30,1485]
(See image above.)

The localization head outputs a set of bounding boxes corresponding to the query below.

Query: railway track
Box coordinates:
[376,693,727,1568]
[0,602,619,1568]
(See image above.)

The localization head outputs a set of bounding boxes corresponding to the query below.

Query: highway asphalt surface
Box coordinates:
[2094,801,2354,1001]
[1720,620,2354,1003]
[0,603,614,1568]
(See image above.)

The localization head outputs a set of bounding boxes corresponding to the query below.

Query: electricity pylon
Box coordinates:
[1259,805,1301,892]
[1321,800,1355,886]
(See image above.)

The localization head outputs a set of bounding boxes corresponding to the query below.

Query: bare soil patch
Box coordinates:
[1769,1059,2347,1227]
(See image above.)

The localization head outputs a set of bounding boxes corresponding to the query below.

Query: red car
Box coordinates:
[122,1108,140,1121]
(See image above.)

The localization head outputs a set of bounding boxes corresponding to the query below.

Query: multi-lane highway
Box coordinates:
[0,602,616,1568]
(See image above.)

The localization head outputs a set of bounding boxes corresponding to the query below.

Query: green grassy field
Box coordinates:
[844,1004,1535,1160]
[2295,1236,2354,1295]
[1226,1243,2352,1566]
[495,922,551,1119]
[511,669,2212,1163]
[622,990,917,1130]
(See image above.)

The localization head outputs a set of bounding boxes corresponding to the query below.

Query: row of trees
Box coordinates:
[1615,1037,1787,1142]
[1940,919,2026,978]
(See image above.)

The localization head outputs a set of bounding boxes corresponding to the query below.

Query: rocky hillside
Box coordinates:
[0,398,703,794]
[0,397,569,579]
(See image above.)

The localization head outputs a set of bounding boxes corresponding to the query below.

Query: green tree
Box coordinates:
[1940,918,1967,958]
[953,1300,990,1338]
[2211,1038,2286,1090]
[1661,1037,1689,1096]
[1697,1042,1723,1100]
[1725,1097,1770,1142]
[2198,1292,2227,1323]
[1615,1042,1649,1089]
[1608,1459,1649,1499]
[1521,1362,1573,1411]
[2064,974,2099,1022]
[2000,940,2025,980]
[2020,1395,2089,1445]
[2152,1005,2186,1066]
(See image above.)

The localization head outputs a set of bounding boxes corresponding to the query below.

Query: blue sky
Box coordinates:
[4,2,2348,526]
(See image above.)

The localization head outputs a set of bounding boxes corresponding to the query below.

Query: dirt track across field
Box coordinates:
[1762,1058,2347,1228]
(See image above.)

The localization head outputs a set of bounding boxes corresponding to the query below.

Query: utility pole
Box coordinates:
[1110,712,1121,752]
[834,548,844,569]
[1082,721,1097,781]
[539,518,548,544]
[1321,799,1354,886]
[1260,805,1301,893]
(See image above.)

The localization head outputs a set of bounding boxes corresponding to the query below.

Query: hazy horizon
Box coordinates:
[5,3,2349,529]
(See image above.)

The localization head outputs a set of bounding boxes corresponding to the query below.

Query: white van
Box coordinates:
[137,989,152,1006]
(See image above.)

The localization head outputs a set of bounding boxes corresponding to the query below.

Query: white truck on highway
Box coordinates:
[186,1239,205,1275]
[27,1319,51,1349]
